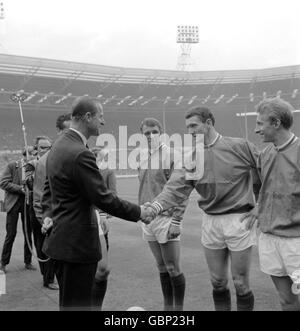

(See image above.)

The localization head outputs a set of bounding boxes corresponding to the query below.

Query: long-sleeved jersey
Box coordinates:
[152,135,260,217]
[138,143,186,220]
[257,134,300,237]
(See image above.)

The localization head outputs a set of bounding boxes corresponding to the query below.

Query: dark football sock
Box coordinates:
[91,278,108,311]
[212,288,231,311]
[236,291,254,311]
[170,273,186,311]
[159,272,174,311]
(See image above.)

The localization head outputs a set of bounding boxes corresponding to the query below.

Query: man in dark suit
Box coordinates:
[0,148,36,273]
[41,97,152,310]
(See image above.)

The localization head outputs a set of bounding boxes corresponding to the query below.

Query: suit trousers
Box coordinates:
[1,197,32,265]
[54,260,97,311]
[30,206,55,285]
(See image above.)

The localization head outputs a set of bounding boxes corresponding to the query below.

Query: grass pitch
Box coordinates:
[0,177,280,310]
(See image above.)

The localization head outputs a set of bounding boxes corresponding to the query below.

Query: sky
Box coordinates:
[0,0,299,71]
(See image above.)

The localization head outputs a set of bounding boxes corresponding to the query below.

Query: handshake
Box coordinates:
[139,202,182,240]
[139,202,159,224]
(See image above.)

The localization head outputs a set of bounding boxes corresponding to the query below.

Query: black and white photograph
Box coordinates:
[0,0,299,316]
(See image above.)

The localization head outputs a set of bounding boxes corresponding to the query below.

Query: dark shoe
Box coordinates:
[44,283,59,290]
[0,263,6,274]
[25,263,37,271]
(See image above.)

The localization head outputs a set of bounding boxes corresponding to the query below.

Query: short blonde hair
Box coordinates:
[256,97,294,129]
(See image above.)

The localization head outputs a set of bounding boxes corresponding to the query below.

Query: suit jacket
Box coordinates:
[42,129,141,264]
[97,168,117,214]
[24,154,48,225]
[0,160,25,213]
[24,152,49,225]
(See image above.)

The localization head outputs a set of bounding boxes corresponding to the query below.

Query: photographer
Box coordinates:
[0,147,36,273]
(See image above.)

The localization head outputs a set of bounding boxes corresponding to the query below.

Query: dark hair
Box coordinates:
[185,106,215,126]
[71,97,102,121]
[255,97,294,130]
[140,117,163,133]
[34,136,52,148]
[56,113,72,131]
[22,146,37,157]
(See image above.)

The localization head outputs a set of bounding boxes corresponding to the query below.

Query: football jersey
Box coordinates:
[257,135,300,237]
[138,143,186,220]
[153,135,260,216]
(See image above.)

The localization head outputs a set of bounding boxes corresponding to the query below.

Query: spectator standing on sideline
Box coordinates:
[0,147,36,273]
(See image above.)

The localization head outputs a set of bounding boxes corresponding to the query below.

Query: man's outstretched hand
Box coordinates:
[140,203,157,224]
[42,217,53,234]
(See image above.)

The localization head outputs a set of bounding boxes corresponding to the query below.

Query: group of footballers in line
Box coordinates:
[130,97,300,311]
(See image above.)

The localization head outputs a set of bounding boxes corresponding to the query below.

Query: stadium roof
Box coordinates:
[0,53,300,86]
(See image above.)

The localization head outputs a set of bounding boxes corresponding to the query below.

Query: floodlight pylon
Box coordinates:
[176,25,199,71]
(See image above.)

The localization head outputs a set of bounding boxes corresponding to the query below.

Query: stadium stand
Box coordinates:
[0,54,299,168]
